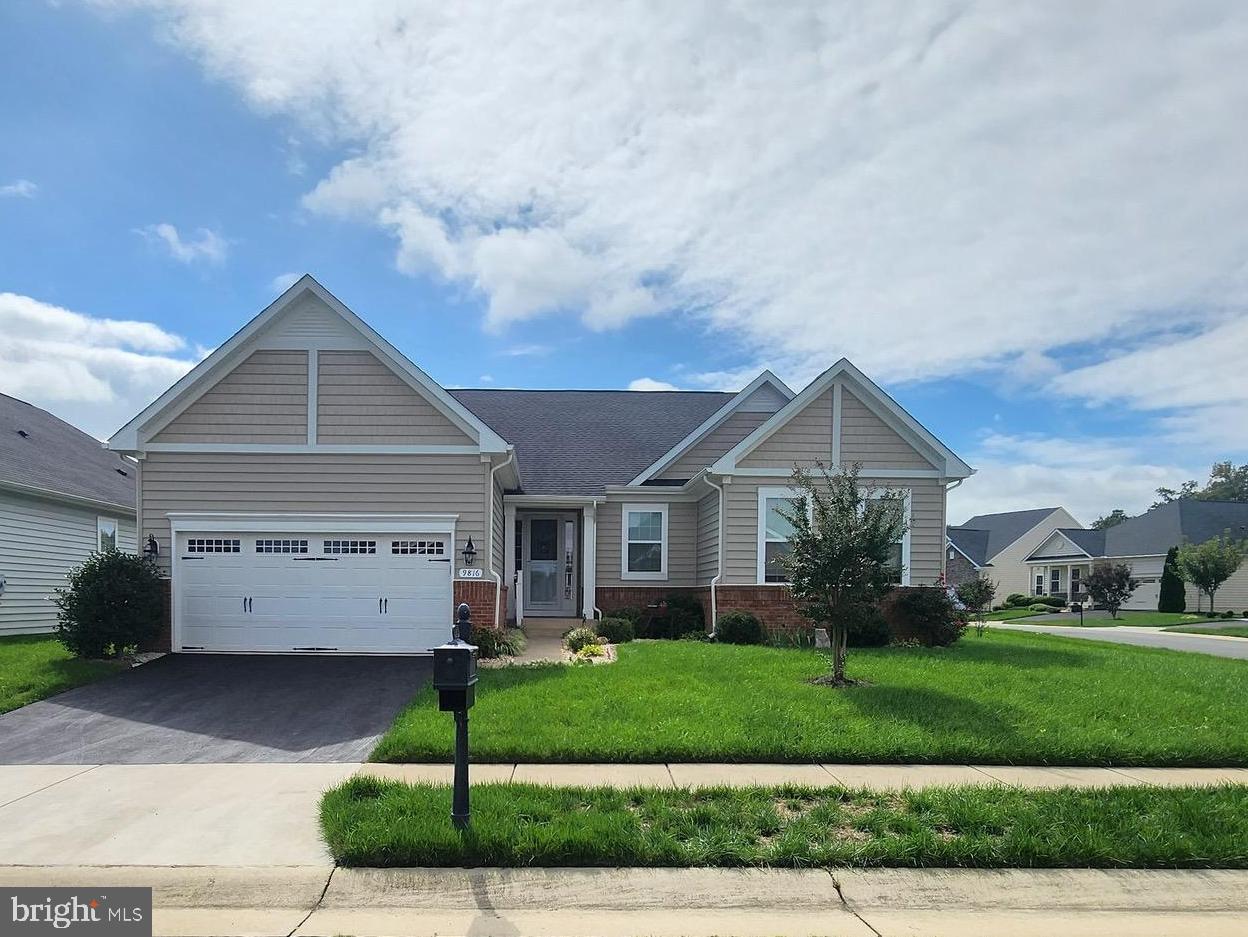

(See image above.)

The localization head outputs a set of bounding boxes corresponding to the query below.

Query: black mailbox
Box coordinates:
[433,641,478,712]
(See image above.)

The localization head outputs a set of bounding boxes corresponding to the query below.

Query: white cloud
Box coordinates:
[270,271,301,293]
[0,179,37,198]
[628,377,680,391]
[500,343,551,357]
[0,293,199,438]
[105,2,1248,389]
[948,431,1196,523]
[135,222,228,264]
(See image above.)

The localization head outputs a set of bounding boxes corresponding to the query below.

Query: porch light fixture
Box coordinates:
[143,535,160,560]
[461,537,477,566]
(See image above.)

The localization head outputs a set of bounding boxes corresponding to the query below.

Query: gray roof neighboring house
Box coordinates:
[946,526,991,567]
[0,394,136,510]
[449,388,735,495]
[949,507,1060,562]
[1035,500,1248,561]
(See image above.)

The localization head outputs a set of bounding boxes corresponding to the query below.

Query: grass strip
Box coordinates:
[0,635,126,714]
[322,777,1248,869]
[1164,625,1248,638]
[372,631,1248,766]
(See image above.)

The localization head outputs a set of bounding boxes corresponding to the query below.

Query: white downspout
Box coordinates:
[487,448,515,629]
[705,472,725,637]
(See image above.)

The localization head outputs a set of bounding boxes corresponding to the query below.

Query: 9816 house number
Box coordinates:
[458,568,484,579]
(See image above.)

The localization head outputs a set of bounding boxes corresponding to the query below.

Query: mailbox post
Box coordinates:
[433,603,478,830]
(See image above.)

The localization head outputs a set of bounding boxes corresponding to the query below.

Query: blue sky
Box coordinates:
[2,1,1245,522]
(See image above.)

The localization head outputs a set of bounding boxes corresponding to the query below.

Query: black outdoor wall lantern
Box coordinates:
[461,537,477,566]
[143,535,160,560]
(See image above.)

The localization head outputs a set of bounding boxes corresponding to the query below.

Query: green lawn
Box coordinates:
[1165,625,1248,638]
[321,777,1248,869]
[0,634,125,714]
[984,608,1053,621]
[374,631,1248,766]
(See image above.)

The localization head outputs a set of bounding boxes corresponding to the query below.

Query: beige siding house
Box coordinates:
[108,276,974,653]
[1024,500,1248,612]
[1,395,137,635]
[946,507,1084,598]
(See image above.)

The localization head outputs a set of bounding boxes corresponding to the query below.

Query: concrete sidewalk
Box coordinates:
[362,760,1248,789]
[3,762,1246,868]
[2,866,1244,937]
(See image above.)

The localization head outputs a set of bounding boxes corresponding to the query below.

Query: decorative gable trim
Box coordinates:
[1025,530,1095,562]
[626,371,794,485]
[710,359,974,479]
[108,275,510,455]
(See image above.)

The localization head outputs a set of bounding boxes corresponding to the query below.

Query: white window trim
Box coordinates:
[755,485,911,586]
[97,516,118,551]
[620,502,669,581]
[755,486,809,585]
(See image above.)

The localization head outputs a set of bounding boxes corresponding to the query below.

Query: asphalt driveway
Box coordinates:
[0,654,431,764]
[995,622,1248,660]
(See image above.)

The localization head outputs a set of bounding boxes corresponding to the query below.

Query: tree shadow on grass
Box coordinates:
[943,637,1090,670]
[839,683,1031,761]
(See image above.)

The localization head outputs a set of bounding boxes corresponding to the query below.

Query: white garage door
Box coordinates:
[175,531,453,653]
[1122,579,1160,611]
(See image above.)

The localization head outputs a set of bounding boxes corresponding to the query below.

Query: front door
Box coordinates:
[522,514,577,616]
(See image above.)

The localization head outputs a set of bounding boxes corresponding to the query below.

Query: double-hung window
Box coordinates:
[757,487,804,583]
[756,485,911,585]
[864,490,911,585]
[97,517,118,552]
[621,503,668,580]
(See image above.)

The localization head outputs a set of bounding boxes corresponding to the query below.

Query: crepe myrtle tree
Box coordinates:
[779,462,907,686]
[955,574,997,636]
[1083,562,1137,619]
[1176,534,1247,613]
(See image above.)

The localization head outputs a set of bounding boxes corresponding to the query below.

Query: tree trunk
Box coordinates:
[832,622,847,682]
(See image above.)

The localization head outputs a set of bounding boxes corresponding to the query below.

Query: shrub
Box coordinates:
[595,617,635,644]
[879,587,967,647]
[846,602,891,647]
[1005,593,1032,608]
[576,643,605,658]
[715,610,764,645]
[1037,595,1066,608]
[663,592,706,637]
[1158,547,1186,613]
[607,606,647,628]
[54,552,164,658]
[564,626,600,653]
[474,628,526,659]
[1027,603,1055,613]
[1222,610,1236,619]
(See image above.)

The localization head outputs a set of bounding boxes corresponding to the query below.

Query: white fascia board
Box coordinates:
[626,371,795,485]
[502,494,605,507]
[109,275,509,454]
[0,479,136,517]
[945,537,983,569]
[143,443,483,455]
[1024,531,1095,562]
[711,359,974,479]
[167,512,459,534]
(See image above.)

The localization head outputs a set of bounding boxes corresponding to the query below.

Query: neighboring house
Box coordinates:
[106,275,974,654]
[946,507,1083,598]
[1026,500,1248,611]
[0,394,137,636]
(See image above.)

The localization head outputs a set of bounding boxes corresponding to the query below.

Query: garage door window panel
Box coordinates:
[324,539,377,554]
[186,538,240,553]
[256,539,308,554]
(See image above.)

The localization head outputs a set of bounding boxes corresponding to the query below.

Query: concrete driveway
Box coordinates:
[0,654,431,764]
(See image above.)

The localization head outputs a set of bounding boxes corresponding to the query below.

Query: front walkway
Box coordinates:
[995,621,1248,659]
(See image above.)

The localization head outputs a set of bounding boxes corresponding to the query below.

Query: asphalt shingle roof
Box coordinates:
[951,507,1059,561]
[1103,500,1248,556]
[450,389,734,495]
[946,526,991,567]
[0,394,136,509]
